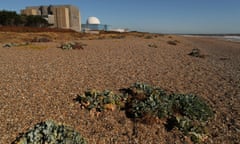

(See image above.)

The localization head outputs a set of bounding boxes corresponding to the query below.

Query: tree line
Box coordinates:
[0,10,49,27]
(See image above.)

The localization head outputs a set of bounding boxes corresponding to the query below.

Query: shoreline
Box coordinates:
[182,34,240,42]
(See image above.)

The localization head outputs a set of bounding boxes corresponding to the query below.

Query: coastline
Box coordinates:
[182,34,240,42]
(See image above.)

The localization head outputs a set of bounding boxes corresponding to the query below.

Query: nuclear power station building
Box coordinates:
[82,16,109,32]
[21,5,81,32]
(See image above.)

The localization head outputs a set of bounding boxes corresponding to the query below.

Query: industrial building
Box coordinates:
[21,5,81,32]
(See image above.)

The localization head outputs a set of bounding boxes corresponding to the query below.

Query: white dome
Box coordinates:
[86,17,101,24]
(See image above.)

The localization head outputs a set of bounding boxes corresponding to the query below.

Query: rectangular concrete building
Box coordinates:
[21,5,81,32]
[21,8,40,16]
[52,7,70,29]
[67,5,81,33]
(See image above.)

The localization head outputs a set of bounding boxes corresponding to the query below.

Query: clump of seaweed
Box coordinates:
[12,120,87,144]
[74,89,127,112]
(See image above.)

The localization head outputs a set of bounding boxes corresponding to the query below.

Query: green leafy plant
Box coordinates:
[2,42,29,48]
[188,48,205,58]
[12,120,87,144]
[74,89,127,112]
[169,94,213,121]
[60,42,74,50]
[121,83,213,143]
[60,42,86,50]
[123,82,168,119]
[2,43,17,48]
[76,82,214,143]
[166,116,208,143]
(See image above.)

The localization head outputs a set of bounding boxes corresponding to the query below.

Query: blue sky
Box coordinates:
[1,0,240,34]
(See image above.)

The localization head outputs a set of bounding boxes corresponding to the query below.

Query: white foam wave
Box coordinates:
[223,36,240,42]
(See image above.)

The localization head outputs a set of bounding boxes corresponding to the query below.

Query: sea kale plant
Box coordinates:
[76,82,214,143]
[60,42,86,50]
[122,82,169,119]
[75,89,127,112]
[164,93,213,142]
[188,48,205,58]
[122,82,213,143]
[122,83,213,120]
[12,120,87,144]
[168,94,213,122]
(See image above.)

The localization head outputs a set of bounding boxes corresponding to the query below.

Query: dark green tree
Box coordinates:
[0,10,19,26]
[25,15,49,27]
[0,10,49,27]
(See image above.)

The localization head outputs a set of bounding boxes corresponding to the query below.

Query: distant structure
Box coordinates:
[21,5,81,32]
[109,28,129,33]
[87,17,101,25]
[82,16,109,33]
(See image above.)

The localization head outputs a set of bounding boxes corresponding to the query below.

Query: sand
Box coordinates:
[0,32,239,143]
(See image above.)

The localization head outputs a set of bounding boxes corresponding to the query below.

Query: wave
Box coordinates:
[222,36,240,42]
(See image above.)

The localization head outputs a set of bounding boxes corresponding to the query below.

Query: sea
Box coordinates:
[182,35,240,42]
[222,36,240,42]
